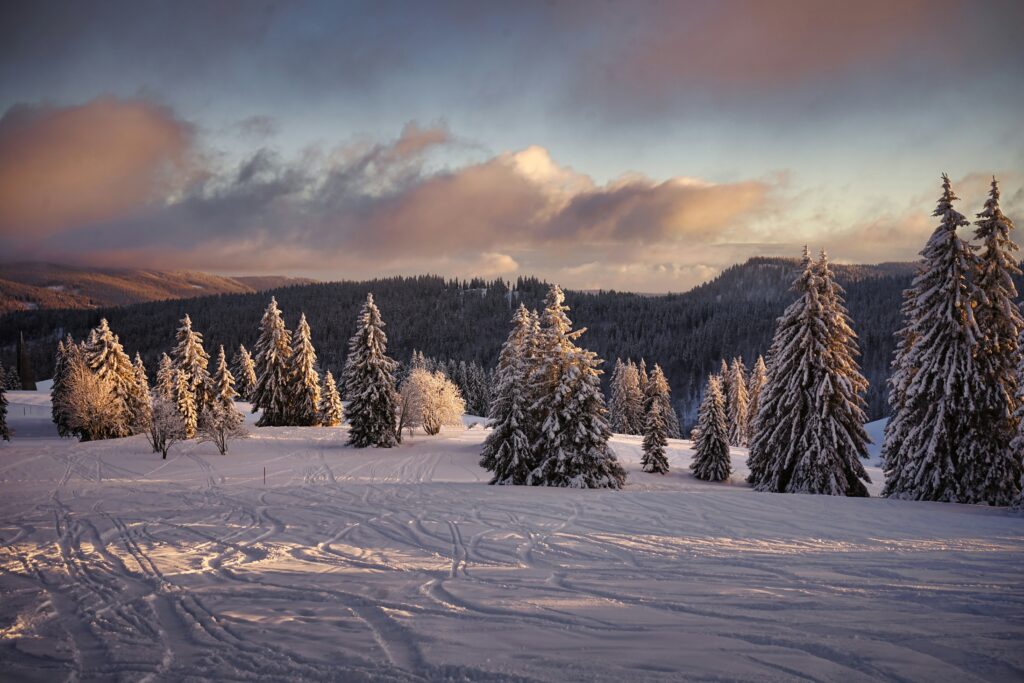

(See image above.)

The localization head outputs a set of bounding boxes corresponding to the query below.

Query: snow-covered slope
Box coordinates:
[1,391,1022,681]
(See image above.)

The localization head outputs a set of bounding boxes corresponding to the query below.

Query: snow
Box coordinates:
[2,391,1022,681]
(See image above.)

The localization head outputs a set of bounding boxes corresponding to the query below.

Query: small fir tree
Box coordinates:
[287,314,321,426]
[171,315,212,414]
[727,357,749,446]
[746,355,768,432]
[318,370,343,427]
[211,345,238,411]
[127,353,152,433]
[640,364,672,474]
[691,375,730,482]
[251,298,293,427]
[343,293,399,448]
[155,353,176,400]
[232,344,258,401]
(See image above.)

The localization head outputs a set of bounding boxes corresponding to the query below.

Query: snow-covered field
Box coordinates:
[1,390,1022,682]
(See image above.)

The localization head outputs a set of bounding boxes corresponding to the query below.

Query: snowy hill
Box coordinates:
[1,391,1022,681]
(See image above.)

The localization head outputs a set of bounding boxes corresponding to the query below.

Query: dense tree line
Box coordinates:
[1,264,919,432]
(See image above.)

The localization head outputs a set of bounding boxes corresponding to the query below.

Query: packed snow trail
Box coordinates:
[1,392,1022,681]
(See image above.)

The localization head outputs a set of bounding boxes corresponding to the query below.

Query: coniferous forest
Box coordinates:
[1,259,914,429]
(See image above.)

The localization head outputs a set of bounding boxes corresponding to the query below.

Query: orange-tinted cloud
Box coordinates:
[0,96,197,236]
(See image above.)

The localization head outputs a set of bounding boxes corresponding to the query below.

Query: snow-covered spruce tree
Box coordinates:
[318,370,343,427]
[211,345,238,411]
[481,305,536,484]
[155,353,176,400]
[343,293,399,448]
[127,353,152,433]
[882,176,988,502]
[82,319,135,438]
[691,375,730,482]
[172,314,212,415]
[641,364,672,474]
[0,365,9,441]
[746,355,768,434]
[747,247,871,496]
[232,345,258,402]
[287,314,321,426]
[173,369,198,439]
[971,177,1023,505]
[251,297,293,427]
[527,285,626,489]
[148,393,186,459]
[727,357,749,446]
[644,363,680,439]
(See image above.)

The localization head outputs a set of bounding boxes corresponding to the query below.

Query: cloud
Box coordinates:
[0,106,782,289]
[2,103,1017,293]
[0,96,198,237]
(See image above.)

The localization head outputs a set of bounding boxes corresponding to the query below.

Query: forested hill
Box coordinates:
[0,262,315,313]
[1,258,919,425]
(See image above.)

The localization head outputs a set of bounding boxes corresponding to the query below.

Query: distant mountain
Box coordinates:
[1,259,921,428]
[0,262,315,313]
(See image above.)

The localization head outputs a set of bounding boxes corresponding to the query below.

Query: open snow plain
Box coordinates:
[1,390,1022,682]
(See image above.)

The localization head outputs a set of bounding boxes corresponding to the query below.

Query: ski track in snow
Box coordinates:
[1,393,1022,682]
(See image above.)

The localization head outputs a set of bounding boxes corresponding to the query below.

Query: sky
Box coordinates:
[1,0,1022,292]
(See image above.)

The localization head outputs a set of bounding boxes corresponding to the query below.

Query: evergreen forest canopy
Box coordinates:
[1,259,921,427]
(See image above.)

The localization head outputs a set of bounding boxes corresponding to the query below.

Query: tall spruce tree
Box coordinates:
[211,345,238,411]
[481,305,536,484]
[232,344,258,402]
[82,319,135,438]
[252,298,293,427]
[172,315,212,414]
[288,314,322,426]
[319,371,343,427]
[641,364,672,474]
[727,357,749,446]
[691,375,730,482]
[528,285,626,489]
[343,293,399,448]
[882,176,987,502]
[970,177,1022,505]
[747,248,870,496]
